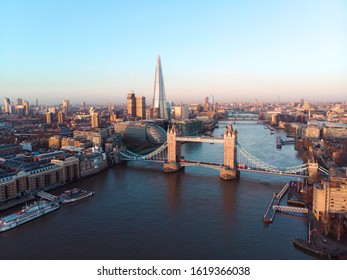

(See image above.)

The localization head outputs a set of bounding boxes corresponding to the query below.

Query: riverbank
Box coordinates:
[293,238,347,259]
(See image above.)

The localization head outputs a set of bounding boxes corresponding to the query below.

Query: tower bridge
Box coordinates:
[116,124,328,181]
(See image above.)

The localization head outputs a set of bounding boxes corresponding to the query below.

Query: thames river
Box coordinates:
[0,123,314,260]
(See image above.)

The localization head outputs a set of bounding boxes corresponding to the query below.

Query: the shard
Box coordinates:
[152,55,168,120]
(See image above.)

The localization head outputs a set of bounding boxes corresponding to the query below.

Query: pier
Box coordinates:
[276,136,295,149]
[273,205,308,214]
[263,183,309,223]
[37,191,58,202]
[263,183,289,223]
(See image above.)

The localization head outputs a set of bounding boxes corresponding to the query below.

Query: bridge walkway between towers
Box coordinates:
[176,136,224,143]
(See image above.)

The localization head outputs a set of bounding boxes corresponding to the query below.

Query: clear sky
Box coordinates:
[1,0,346,105]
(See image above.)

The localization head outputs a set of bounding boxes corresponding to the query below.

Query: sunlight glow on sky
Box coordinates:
[0,0,346,105]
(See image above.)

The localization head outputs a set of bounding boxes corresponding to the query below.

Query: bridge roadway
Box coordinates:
[176,136,224,143]
[239,168,308,178]
[180,160,308,178]
[180,160,223,170]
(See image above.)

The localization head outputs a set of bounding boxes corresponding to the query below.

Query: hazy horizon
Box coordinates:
[1,1,346,105]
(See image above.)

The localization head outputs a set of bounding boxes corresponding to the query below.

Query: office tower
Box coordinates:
[204,97,209,111]
[127,91,136,117]
[108,103,113,113]
[91,112,99,128]
[23,100,29,116]
[58,111,64,124]
[17,98,23,106]
[146,107,153,119]
[62,99,70,115]
[48,107,56,114]
[16,105,25,116]
[208,95,214,110]
[174,104,189,120]
[89,106,94,115]
[110,112,117,122]
[10,102,15,114]
[82,101,86,109]
[152,55,168,120]
[46,112,53,124]
[4,97,11,114]
[136,96,146,119]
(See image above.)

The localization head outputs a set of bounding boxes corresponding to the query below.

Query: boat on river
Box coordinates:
[0,200,60,232]
[60,188,95,204]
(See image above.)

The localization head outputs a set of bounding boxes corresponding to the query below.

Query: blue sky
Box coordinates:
[1,0,346,105]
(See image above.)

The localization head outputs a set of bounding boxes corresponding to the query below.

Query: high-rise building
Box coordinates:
[23,100,29,116]
[82,101,86,109]
[91,112,99,128]
[16,105,25,116]
[152,55,168,120]
[208,95,214,109]
[36,99,38,107]
[10,102,15,115]
[174,104,189,120]
[127,92,136,117]
[58,111,64,124]
[108,103,114,114]
[17,98,23,106]
[46,112,53,124]
[62,99,70,115]
[136,96,146,119]
[204,97,209,111]
[48,107,56,114]
[110,112,117,122]
[4,97,11,114]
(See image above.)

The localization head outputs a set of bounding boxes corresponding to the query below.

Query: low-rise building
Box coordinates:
[49,135,62,150]
[313,168,347,220]
[79,152,107,177]
[0,163,65,204]
[172,119,203,136]
[322,123,347,140]
[51,156,80,182]
[115,121,166,144]
[73,128,109,147]
[0,144,23,156]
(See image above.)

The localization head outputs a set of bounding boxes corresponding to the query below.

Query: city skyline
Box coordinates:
[1,0,346,104]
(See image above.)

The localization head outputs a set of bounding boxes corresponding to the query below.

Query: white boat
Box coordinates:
[60,188,95,204]
[0,200,60,232]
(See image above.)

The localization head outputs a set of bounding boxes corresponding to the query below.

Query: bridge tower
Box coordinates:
[164,125,182,172]
[220,125,239,180]
[308,160,318,183]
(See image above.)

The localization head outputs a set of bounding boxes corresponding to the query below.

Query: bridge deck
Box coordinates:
[239,168,308,178]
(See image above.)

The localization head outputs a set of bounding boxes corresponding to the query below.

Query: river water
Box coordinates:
[0,122,314,260]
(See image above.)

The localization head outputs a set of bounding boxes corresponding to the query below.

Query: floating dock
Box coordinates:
[276,136,295,149]
[263,183,289,223]
[263,183,308,223]
[37,191,58,202]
